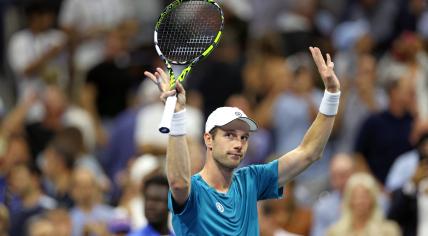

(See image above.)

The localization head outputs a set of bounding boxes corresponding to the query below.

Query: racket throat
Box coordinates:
[170,64,188,87]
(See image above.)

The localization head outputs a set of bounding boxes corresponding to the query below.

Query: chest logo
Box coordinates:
[215,202,224,213]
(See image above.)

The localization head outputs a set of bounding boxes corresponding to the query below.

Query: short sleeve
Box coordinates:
[247,160,283,200]
[168,177,197,217]
[8,33,32,73]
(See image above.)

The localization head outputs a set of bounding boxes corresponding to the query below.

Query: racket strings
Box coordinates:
[157,1,222,62]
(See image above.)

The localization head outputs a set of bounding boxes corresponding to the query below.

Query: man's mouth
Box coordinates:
[228,153,242,159]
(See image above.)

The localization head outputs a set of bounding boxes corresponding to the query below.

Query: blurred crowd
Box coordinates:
[0,0,428,235]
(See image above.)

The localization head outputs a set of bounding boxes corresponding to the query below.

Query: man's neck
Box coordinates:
[200,156,234,193]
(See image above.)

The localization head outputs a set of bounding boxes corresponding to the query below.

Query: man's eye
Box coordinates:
[241,136,249,141]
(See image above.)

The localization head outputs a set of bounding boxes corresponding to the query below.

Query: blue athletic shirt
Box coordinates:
[168,160,283,236]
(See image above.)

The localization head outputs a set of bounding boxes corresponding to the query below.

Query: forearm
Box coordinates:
[300,113,335,159]
[278,113,335,185]
[167,135,191,204]
[2,103,31,136]
[23,46,61,76]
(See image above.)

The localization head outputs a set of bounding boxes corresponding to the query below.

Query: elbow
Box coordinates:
[168,177,190,192]
[299,146,323,162]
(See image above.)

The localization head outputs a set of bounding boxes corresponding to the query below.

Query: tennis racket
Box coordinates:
[154,0,224,133]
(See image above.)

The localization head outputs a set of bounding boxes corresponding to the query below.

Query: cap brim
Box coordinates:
[238,117,258,132]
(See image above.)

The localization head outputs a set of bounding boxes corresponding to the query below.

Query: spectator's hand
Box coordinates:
[309,47,340,93]
[144,67,186,112]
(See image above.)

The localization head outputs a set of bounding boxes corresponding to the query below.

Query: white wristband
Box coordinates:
[170,109,186,136]
[319,90,341,116]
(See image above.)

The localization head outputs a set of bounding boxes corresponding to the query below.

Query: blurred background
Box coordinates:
[0,0,428,235]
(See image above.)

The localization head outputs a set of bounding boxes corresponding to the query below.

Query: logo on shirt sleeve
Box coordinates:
[215,202,224,213]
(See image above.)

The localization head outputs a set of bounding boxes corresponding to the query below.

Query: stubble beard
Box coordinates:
[213,154,241,172]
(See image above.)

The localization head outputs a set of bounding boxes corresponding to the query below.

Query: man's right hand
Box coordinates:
[144,67,186,112]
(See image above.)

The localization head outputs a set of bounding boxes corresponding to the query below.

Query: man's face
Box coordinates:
[71,170,97,206]
[9,166,32,196]
[209,120,250,170]
[144,184,169,225]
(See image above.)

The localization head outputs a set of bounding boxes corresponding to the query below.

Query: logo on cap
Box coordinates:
[235,112,242,117]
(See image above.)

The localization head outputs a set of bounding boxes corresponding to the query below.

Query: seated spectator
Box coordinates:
[258,201,301,236]
[386,131,428,192]
[3,85,96,159]
[69,168,114,236]
[7,163,56,236]
[263,181,312,236]
[0,134,31,203]
[387,131,428,236]
[7,0,68,98]
[354,74,414,185]
[127,174,174,236]
[40,134,76,208]
[55,126,110,191]
[327,173,400,236]
[311,153,354,236]
[118,154,161,230]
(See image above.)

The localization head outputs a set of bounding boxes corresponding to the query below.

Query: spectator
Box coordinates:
[55,127,110,191]
[263,181,312,236]
[7,164,56,236]
[311,153,354,236]
[327,173,400,236]
[59,0,138,100]
[117,154,161,229]
[386,131,428,192]
[0,134,31,203]
[387,131,428,236]
[341,0,399,53]
[7,0,68,98]
[354,74,414,185]
[127,174,174,236]
[69,168,114,236]
[334,54,388,153]
[40,134,76,208]
[258,201,301,236]
[2,85,95,159]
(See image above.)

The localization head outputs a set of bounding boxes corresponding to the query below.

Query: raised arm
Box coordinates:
[278,47,341,186]
[144,68,191,205]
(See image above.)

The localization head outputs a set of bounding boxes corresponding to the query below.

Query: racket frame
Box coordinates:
[154,0,224,133]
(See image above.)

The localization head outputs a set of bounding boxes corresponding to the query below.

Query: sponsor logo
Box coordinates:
[215,202,224,213]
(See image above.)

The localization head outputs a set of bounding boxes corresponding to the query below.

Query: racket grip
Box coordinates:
[159,96,178,133]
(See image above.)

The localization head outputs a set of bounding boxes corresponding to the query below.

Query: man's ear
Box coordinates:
[204,133,213,150]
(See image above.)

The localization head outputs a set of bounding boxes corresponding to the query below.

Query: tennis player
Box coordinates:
[144,46,341,235]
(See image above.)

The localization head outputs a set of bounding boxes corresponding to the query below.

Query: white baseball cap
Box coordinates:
[205,107,258,133]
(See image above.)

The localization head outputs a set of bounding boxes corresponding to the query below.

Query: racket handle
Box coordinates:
[159,96,178,133]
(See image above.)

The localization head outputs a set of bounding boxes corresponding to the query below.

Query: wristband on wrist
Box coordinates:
[170,109,186,136]
[319,90,341,116]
